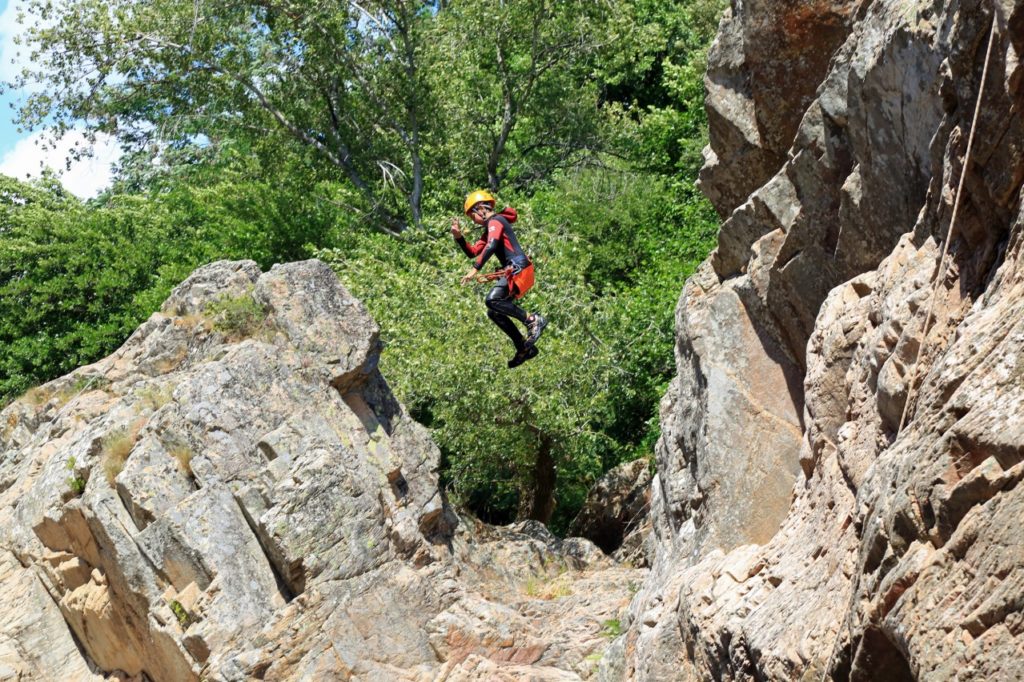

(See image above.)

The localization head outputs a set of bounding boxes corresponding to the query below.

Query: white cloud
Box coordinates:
[0,128,121,198]
[0,2,122,198]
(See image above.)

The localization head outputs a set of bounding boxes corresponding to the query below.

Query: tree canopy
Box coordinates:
[2,0,725,534]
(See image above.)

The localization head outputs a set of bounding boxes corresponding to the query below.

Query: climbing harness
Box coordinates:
[473,267,513,284]
[897,16,999,434]
[473,262,536,299]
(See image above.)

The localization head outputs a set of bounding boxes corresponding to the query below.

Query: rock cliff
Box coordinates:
[4,0,1023,678]
[608,0,1024,679]
[0,260,641,680]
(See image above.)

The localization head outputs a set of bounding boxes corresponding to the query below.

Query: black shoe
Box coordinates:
[525,313,547,347]
[508,345,539,368]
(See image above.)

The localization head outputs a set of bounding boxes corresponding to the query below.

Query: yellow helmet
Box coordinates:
[463,189,496,216]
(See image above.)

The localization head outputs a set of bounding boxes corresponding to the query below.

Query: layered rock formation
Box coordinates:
[568,459,652,565]
[0,260,641,680]
[608,0,1024,679]
[5,0,1023,678]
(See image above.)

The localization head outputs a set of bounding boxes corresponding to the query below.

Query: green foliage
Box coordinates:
[424,0,611,195]
[320,211,616,531]
[115,137,352,267]
[10,0,436,231]
[1,0,724,533]
[204,290,268,340]
[602,618,623,638]
[65,455,86,496]
[67,477,86,496]
[0,176,179,403]
[530,167,717,468]
[601,0,727,178]
[0,157,341,405]
[9,0,710,227]
[169,600,192,628]
[321,160,715,530]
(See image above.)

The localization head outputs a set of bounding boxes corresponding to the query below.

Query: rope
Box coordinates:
[820,16,1000,681]
[897,16,999,434]
[474,267,513,284]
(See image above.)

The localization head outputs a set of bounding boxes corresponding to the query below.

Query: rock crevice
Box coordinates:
[608,0,1024,679]
[1,259,642,680]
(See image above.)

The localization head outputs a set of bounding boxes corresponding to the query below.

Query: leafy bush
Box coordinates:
[204,291,269,340]
[65,456,86,496]
[602,618,623,638]
[169,599,192,628]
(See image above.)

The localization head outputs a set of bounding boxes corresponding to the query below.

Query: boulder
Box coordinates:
[568,459,651,560]
[0,259,644,680]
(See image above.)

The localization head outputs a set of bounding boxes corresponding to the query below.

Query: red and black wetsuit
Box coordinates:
[455,207,531,272]
[455,208,533,351]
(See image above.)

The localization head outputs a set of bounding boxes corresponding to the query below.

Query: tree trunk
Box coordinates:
[409,144,424,230]
[527,435,556,524]
[488,42,517,192]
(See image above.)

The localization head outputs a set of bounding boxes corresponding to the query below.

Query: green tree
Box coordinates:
[319,207,616,531]
[0,175,175,400]
[114,137,348,267]
[425,0,611,196]
[601,0,726,177]
[531,167,718,469]
[9,0,434,233]
[0,147,353,405]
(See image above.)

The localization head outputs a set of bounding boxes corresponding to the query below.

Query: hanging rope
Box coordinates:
[897,16,999,434]
[820,16,1001,682]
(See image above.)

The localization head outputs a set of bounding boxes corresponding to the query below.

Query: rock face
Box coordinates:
[568,459,651,561]
[609,0,1024,679]
[0,260,641,680]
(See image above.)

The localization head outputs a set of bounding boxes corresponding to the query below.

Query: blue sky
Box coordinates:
[0,0,119,196]
[0,0,25,157]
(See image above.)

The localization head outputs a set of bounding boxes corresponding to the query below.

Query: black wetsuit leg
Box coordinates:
[485,279,529,350]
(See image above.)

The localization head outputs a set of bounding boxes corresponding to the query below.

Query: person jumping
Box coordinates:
[452,190,547,368]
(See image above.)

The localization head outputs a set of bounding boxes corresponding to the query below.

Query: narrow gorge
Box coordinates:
[1,0,1022,680]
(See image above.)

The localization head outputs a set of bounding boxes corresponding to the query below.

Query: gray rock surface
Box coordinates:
[0,259,643,680]
[568,459,651,561]
[610,0,1024,679]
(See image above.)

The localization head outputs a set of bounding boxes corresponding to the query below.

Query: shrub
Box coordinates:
[167,441,195,479]
[0,177,185,404]
[169,599,192,627]
[601,619,622,638]
[100,420,146,484]
[135,383,174,411]
[203,291,269,340]
[65,456,86,496]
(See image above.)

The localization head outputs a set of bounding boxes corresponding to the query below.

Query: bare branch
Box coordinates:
[349,1,399,53]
